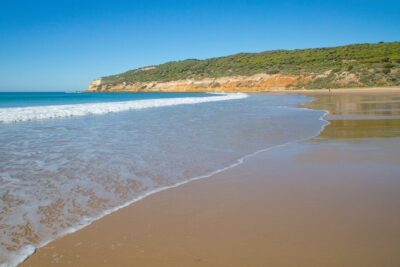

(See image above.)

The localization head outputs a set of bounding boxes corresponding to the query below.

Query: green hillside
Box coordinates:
[102,42,400,89]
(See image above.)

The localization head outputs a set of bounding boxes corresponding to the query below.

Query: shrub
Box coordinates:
[101,42,400,88]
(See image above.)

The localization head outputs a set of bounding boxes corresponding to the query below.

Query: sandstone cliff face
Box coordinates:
[87,73,313,92]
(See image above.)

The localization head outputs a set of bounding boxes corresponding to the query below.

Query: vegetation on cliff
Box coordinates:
[100,42,400,89]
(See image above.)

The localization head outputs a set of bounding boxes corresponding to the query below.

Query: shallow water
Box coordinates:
[0,93,326,266]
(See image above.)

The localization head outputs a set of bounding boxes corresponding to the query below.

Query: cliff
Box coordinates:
[87,42,400,92]
[87,73,314,92]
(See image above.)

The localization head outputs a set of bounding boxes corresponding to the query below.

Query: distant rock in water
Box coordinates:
[88,42,400,92]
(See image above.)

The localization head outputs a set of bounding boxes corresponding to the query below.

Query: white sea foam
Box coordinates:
[0,93,247,123]
[0,246,35,267]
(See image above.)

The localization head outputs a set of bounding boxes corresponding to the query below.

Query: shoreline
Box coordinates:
[280,87,400,95]
[20,89,400,267]
[16,94,329,267]
[273,86,400,94]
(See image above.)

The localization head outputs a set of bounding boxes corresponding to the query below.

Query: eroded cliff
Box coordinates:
[87,73,313,92]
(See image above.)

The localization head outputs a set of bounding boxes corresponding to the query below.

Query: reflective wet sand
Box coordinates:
[21,92,400,267]
[304,93,400,139]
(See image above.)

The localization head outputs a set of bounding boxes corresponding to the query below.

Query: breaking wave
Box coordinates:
[0,93,247,123]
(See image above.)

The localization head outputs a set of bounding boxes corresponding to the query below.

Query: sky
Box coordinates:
[0,0,399,92]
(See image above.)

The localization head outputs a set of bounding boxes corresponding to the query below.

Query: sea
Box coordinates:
[0,92,327,266]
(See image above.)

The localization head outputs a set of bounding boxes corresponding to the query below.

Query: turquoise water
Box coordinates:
[0,92,327,266]
[0,92,210,108]
[0,92,244,123]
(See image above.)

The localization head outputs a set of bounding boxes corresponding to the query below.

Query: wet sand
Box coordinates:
[22,91,400,267]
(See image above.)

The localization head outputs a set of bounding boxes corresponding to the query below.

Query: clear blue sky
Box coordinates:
[1,0,399,91]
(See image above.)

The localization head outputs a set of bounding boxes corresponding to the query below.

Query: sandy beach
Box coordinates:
[21,89,400,267]
[273,86,400,95]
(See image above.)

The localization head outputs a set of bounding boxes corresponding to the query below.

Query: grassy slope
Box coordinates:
[102,42,400,89]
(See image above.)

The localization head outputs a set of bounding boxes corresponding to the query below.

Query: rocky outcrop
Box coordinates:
[87,73,313,92]
[88,79,103,91]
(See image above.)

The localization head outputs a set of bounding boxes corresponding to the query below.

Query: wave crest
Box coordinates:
[0,93,248,123]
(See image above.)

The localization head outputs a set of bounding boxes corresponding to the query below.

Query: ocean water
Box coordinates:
[0,92,239,123]
[0,92,327,266]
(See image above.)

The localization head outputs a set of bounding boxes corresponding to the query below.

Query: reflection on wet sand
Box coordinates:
[305,93,400,139]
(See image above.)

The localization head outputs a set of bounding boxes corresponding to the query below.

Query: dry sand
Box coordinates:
[21,90,400,267]
[274,86,400,95]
